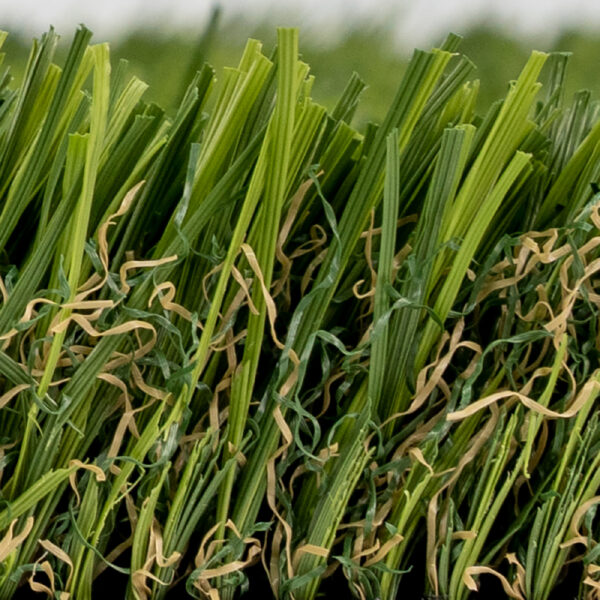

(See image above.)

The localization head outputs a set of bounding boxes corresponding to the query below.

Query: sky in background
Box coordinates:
[2,0,600,47]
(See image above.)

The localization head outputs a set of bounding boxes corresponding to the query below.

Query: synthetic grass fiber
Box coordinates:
[0,25,599,600]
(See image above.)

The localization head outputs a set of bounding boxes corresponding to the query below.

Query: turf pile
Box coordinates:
[0,25,600,600]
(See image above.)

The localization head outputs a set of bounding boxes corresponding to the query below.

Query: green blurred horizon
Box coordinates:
[3,18,600,124]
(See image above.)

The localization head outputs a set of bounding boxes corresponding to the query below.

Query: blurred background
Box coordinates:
[2,0,600,123]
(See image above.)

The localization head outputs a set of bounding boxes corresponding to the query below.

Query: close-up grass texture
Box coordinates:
[2,22,600,600]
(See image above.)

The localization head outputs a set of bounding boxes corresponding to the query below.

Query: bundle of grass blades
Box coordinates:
[2,23,600,600]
